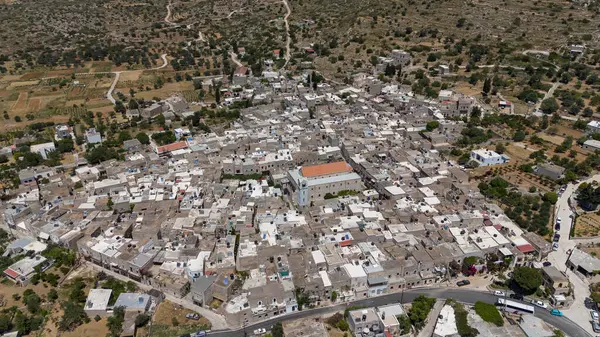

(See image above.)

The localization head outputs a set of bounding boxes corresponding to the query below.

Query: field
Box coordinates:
[140,300,211,337]
[575,212,600,237]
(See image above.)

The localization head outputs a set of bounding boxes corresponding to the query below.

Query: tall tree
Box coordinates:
[482,77,491,94]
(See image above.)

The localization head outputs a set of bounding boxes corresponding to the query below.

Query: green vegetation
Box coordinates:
[151,131,177,146]
[397,314,411,334]
[451,301,479,337]
[408,295,436,330]
[478,176,552,236]
[324,190,358,199]
[221,173,264,181]
[513,266,543,294]
[474,301,503,326]
[59,301,90,331]
[106,306,125,337]
[577,184,600,211]
[98,274,137,305]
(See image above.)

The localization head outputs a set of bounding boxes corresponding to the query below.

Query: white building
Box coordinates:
[470,149,509,167]
[587,121,600,134]
[433,305,458,337]
[84,289,112,317]
[30,142,56,160]
[583,139,600,152]
[86,128,102,144]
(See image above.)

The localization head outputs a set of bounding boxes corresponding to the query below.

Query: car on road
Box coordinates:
[553,233,561,242]
[551,309,563,316]
[543,262,552,267]
[531,300,548,308]
[555,223,560,231]
[254,328,267,335]
[592,310,599,320]
[509,293,524,300]
[456,280,471,287]
[556,217,562,224]
[494,291,506,296]
[553,242,559,250]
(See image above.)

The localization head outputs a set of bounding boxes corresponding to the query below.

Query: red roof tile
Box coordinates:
[156,141,188,154]
[4,268,19,279]
[301,161,352,178]
[517,244,535,253]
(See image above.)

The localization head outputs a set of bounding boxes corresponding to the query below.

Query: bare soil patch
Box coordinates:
[575,213,600,238]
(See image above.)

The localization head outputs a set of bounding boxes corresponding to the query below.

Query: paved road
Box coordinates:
[209,288,593,337]
[548,174,600,335]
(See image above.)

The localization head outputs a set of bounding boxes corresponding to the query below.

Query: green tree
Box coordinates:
[495,143,506,154]
[134,314,150,327]
[135,132,150,145]
[337,320,349,331]
[426,121,440,132]
[48,289,59,302]
[118,131,132,143]
[397,314,411,334]
[513,266,542,294]
[59,301,89,331]
[106,307,125,337]
[482,77,491,94]
[543,192,558,204]
[409,295,436,330]
[512,130,526,141]
[0,314,11,334]
[541,98,559,114]
[272,322,284,337]
[331,291,338,302]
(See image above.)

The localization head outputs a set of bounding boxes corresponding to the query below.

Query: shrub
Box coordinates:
[453,302,479,337]
[474,301,503,326]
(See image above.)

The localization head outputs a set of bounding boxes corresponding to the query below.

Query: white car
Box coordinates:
[553,242,559,250]
[494,291,506,296]
[254,328,267,335]
[592,310,599,320]
[556,217,562,224]
[531,300,548,308]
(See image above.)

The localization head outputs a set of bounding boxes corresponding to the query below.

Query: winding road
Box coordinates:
[106,54,168,105]
[230,52,243,68]
[208,288,593,337]
[281,0,291,69]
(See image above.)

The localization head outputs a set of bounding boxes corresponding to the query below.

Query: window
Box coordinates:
[258,301,262,306]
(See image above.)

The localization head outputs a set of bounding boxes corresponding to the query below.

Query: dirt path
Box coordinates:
[281,0,291,69]
[230,52,243,68]
[106,54,168,105]
[165,0,175,25]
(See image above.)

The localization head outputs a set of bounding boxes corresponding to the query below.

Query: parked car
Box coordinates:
[494,291,506,296]
[509,293,524,300]
[254,328,267,335]
[556,217,562,224]
[555,223,560,231]
[456,280,471,287]
[593,321,600,333]
[553,233,561,242]
[553,242,559,250]
[543,262,552,267]
[186,313,200,320]
[531,300,548,308]
[591,310,599,320]
[551,309,563,316]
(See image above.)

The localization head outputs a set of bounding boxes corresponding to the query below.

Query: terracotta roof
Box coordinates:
[517,244,535,253]
[339,240,352,247]
[4,268,19,279]
[156,141,188,154]
[300,161,352,178]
